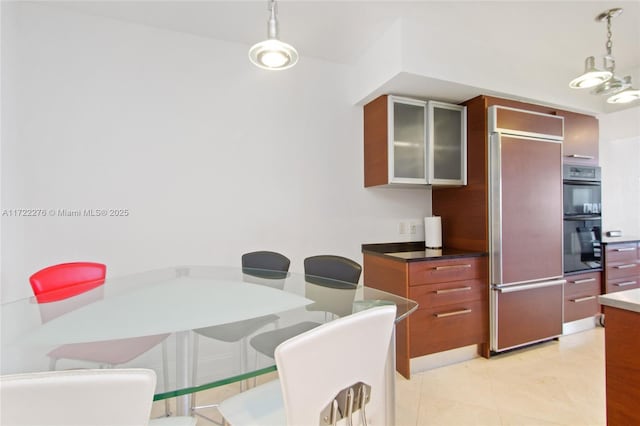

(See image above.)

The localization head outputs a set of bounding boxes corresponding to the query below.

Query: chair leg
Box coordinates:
[161,340,171,417]
[240,338,248,391]
[191,333,200,412]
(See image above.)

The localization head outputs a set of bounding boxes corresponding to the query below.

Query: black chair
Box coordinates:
[249,255,362,359]
[303,255,362,288]
[242,251,290,280]
[191,251,290,420]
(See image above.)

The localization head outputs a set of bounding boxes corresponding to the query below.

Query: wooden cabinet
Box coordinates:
[560,111,599,166]
[603,241,640,293]
[363,95,466,188]
[363,253,487,378]
[599,300,640,425]
[563,271,602,322]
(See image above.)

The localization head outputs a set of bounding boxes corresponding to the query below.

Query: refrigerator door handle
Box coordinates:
[495,279,566,293]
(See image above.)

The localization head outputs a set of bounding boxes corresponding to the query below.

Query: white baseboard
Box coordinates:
[562,316,599,335]
[410,344,479,374]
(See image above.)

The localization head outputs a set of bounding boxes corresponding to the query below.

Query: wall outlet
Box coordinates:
[398,221,407,235]
[408,222,417,234]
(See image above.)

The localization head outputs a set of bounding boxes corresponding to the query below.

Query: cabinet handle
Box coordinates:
[615,281,637,287]
[571,296,597,303]
[434,308,472,318]
[434,264,472,271]
[571,278,596,284]
[614,247,636,252]
[565,154,595,159]
[614,264,637,269]
[435,286,472,294]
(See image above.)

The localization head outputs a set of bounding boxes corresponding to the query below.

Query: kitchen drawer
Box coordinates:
[605,243,639,263]
[408,257,486,286]
[409,300,486,357]
[564,272,601,299]
[409,279,485,309]
[564,293,600,323]
[605,260,640,280]
[605,276,640,294]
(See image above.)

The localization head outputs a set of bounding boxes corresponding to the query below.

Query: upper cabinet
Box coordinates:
[559,111,599,166]
[364,95,467,188]
[428,101,467,186]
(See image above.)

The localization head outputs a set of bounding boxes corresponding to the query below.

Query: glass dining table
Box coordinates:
[1,265,417,421]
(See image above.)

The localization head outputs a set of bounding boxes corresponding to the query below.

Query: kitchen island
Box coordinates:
[598,288,640,425]
[362,242,488,378]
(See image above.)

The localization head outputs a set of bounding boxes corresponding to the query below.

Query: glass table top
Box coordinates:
[1,265,417,400]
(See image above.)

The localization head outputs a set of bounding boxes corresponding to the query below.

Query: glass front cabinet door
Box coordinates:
[427,101,467,186]
[389,96,428,184]
[363,95,467,188]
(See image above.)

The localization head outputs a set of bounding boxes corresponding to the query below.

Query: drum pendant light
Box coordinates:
[249,0,298,70]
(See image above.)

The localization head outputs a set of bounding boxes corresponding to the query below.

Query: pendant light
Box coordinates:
[606,78,640,104]
[249,0,298,70]
[569,56,612,89]
[569,8,638,104]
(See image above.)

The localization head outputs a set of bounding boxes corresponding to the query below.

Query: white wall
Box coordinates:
[1,3,430,302]
[599,106,640,237]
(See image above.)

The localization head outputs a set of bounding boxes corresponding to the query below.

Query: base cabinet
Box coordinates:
[603,242,640,294]
[363,253,488,378]
[602,305,640,425]
[564,271,602,322]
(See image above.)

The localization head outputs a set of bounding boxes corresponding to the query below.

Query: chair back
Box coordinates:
[274,305,396,426]
[29,262,106,303]
[303,255,361,288]
[0,368,156,426]
[242,251,290,280]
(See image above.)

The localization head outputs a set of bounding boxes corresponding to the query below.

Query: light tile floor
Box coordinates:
[153,327,605,425]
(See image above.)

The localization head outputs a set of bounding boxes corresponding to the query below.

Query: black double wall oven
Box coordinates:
[563,165,602,274]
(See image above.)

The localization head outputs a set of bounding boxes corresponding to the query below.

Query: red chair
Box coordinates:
[29,262,171,416]
[30,262,106,303]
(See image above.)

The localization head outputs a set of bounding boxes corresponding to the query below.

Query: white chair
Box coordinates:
[218,304,397,426]
[0,368,196,426]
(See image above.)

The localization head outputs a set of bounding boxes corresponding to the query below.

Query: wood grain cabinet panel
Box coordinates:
[492,106,564,138]
[564,271,602,323]
[560,111,599,165]
[410,300,486,357]
[603,242,640,294]
[409,279,484,308]
[409,257,484,285]
[602,305,640,425]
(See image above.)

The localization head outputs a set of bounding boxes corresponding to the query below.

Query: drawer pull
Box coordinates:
[614,264,637,270]
[615,281,637,287]
[566,154,595,159]
[434,308,472,318]
[571,278,596,284]
[614,247,636,252]
[571,296,597,303]
[435,286,472,295]
[434,264,472,271]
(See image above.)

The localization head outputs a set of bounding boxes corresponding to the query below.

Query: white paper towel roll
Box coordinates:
[424,216,442,249]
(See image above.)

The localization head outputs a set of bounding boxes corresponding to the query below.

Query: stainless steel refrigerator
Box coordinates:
[488,105,565,353]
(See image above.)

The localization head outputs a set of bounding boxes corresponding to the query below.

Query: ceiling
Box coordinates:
[46,1,640,113]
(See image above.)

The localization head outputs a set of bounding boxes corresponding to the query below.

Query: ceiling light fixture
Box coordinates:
[249,0,298,70]
[569,8,638,104]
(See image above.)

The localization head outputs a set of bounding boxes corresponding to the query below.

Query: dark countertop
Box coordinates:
[602,236,640,244]
[362,241,487,262]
